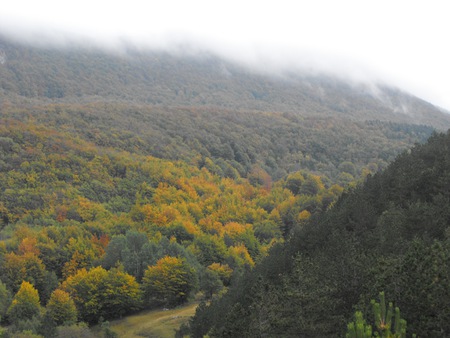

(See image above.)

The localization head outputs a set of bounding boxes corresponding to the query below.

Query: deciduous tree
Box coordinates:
[142,256,197,307]
[62,266,141,323]
[7,281,41,323]
[46,289,77,326]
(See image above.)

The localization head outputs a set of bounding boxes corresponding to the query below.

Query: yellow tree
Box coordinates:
[298,210,312,223]
[62,266,141,323]
[208,263,233,286]
[142,256,198,307]
[1,252,47,297]
[62,268,98,323]
[7,281,41,323]
[229,244,255,267]
[102,267,142,319]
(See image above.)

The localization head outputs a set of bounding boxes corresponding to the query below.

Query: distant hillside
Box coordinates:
[0,101,435,183]
[0,35,445,184]
[0,35,449,129]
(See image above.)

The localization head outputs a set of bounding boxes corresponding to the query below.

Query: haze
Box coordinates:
[1,0,449,112]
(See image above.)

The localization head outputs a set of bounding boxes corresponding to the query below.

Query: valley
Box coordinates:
[0,35,449,337]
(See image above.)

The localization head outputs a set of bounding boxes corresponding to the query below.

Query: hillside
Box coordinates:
[0,36,445,183]
[0,114,347,335]
[1,36,449,129]
[0,101,435,183]
[189,130,450,337]
[0,33,450,336]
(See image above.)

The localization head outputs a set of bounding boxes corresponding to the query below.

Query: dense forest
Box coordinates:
[0,35,449,337]
[0,107,352,336]
[0,102,436,182]
[189,130,450,337]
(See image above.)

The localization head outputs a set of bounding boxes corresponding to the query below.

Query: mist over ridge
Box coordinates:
[0,28,445,115]
[1,29,449,134]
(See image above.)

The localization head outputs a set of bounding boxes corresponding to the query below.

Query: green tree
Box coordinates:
[62,266,141,323]
[284,171,305,195]
[45,289,77,326]
[102,231,153,281]
[253,220,282,244]
[192,235,228,266]
[339,161,356,176]
[346,311,373,338]
[101,320,119,338]
[346,292,409,338]
[298,174,324,196]
[0,280,11,322]
[7,281,41,324]
[55,322,96,338]
[1,252,47,297]
[121,231,151,280]
[102,235,126,269]
[394,240,450,336]
[199,268,223,299]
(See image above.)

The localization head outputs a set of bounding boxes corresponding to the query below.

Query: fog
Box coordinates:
[1,0,449,111]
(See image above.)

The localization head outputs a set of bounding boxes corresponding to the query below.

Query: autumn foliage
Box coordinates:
[142,256,197,307]
[0,116,349,333]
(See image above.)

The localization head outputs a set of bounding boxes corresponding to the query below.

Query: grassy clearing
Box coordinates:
[107,302,198,338]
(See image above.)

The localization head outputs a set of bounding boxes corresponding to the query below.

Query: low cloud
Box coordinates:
[1,0,449,111]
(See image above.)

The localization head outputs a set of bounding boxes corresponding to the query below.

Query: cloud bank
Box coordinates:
[1,0,449,111]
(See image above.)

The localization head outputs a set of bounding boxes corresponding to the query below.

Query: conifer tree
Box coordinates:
[0,280,11,321]
[346,292,413,338]
[346,311,372,338]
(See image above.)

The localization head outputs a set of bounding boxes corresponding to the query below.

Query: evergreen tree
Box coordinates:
[0,280,11,322]
[346,292,411,338]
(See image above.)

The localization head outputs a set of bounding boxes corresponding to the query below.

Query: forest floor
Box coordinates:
[106,302,199,338]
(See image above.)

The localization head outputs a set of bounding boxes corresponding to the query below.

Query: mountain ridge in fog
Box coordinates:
[0,34,449,130]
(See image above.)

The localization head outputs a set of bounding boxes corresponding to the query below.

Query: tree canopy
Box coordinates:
[189,130,450,337]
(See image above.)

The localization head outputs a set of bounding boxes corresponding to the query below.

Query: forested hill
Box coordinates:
[0,35,449,129]
[0,33,450,337]
[0,35,446,184]
[189,130,450,337]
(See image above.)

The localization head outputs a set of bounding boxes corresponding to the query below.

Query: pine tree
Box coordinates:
[346,292,414,338]
[346,311,372,338]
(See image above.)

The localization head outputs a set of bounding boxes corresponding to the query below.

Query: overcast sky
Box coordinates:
[1,0,449,111]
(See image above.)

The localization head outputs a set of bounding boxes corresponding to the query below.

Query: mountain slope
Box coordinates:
[189,130,450,337]
[0,111,347,331]
[0,35,449,129]
[1,34,450,336]
[0,36,445,183]
[0,101,435,182]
